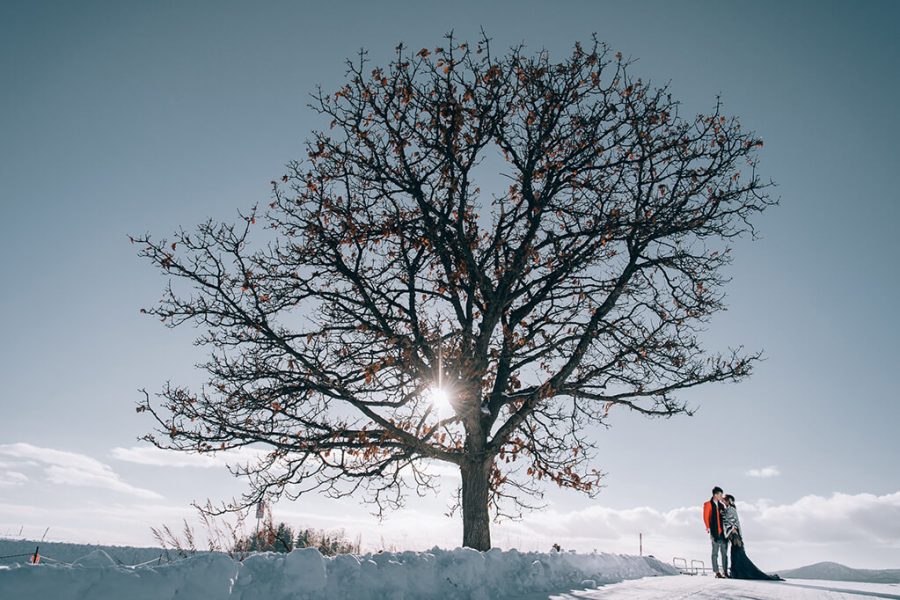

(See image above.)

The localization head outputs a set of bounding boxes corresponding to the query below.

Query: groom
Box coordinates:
[703,486,729,578]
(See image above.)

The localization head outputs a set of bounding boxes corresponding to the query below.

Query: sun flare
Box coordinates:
[428,387,451,411]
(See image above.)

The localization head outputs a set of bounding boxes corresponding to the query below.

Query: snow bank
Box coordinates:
[0,547,676,599]
[0,539,166,566]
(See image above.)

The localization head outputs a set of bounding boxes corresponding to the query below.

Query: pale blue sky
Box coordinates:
[1,0,898,569]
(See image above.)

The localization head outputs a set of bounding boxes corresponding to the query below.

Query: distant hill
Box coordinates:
[779,561,900,584]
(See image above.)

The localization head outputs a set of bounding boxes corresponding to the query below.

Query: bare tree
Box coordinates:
[133,31,775,551]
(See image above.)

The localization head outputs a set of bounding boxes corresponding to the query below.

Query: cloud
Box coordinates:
[748,491,900,545]
[111,446,462,491]
[0,443,162,499]
[508,491,900,547]
[488,490,900,568]
[110,445,266,469]
[0,476,897,569]
[501,503,698,544]
[0,500,196,547]
[746,465,780,478]
[0,471,28,487]
[401,459,462,482]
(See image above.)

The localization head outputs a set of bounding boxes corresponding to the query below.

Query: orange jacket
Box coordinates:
[703,500,723,537]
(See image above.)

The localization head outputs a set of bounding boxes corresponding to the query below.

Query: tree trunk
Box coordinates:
[460,459,492,551]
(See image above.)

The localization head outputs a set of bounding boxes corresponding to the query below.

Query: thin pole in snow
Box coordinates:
[639,533,643,556]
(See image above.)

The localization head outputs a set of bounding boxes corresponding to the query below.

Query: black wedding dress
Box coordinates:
[728,532,784,581]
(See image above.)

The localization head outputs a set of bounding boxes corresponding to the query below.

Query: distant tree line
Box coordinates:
[151,503,360,560]
[234,521,361,556]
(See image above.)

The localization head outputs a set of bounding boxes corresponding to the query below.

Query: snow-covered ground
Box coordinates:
[0,545,676,600]
[3,540,898,599]
[0,538,165,565]
[556,575,900,599]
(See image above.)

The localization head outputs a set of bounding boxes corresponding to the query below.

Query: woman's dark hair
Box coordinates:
[725,494,736,506]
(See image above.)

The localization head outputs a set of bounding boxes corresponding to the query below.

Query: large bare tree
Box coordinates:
[133,32,775,551]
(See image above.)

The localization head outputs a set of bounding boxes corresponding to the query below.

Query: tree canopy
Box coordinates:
[133,32,775,550]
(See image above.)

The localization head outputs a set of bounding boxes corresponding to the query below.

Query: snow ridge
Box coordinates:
[0,546,677,600]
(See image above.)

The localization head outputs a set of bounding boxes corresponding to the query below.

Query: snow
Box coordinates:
[3,539,898,599]
[557,575,900,599]
[71,550,118,568]
[0,539,165,565]
[783,579,900,596]
[0,545,676,599]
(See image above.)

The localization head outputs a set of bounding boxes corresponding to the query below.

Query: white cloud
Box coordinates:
[0,443,162,499]
[0,471,28,487]
[0,500,195,547]
[110,445,266,469]
[504,491,900,547]
[0,474,897,569]
[499,503,698,545]
[746,465,780,478]
[400,459,462,482]
[111,446,462,491]
[488,491,900,569]
[748,491,900,544]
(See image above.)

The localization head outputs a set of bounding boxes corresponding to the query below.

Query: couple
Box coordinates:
[703,486,783,581]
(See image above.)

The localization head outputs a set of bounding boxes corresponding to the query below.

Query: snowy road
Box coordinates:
[533,576,900,599]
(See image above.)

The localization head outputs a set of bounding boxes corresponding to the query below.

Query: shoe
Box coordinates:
[715,573,723,578]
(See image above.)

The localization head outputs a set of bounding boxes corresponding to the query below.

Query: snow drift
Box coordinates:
[0,546,677,600]
[0,539,165,566]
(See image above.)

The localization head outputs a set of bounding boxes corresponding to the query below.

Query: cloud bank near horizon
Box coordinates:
[1,442,898,568]
[0,443,162,500]
[502,491,900,546]
[1,489,897,568]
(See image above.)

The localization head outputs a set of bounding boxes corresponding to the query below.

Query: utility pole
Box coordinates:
[639,533,643,557]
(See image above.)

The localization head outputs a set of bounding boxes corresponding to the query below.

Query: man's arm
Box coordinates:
[703,502,711,533]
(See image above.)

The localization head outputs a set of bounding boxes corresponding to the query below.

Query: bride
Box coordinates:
[722,494,784,581]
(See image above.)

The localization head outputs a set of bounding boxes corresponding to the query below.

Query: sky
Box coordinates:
[1,0,898,570]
